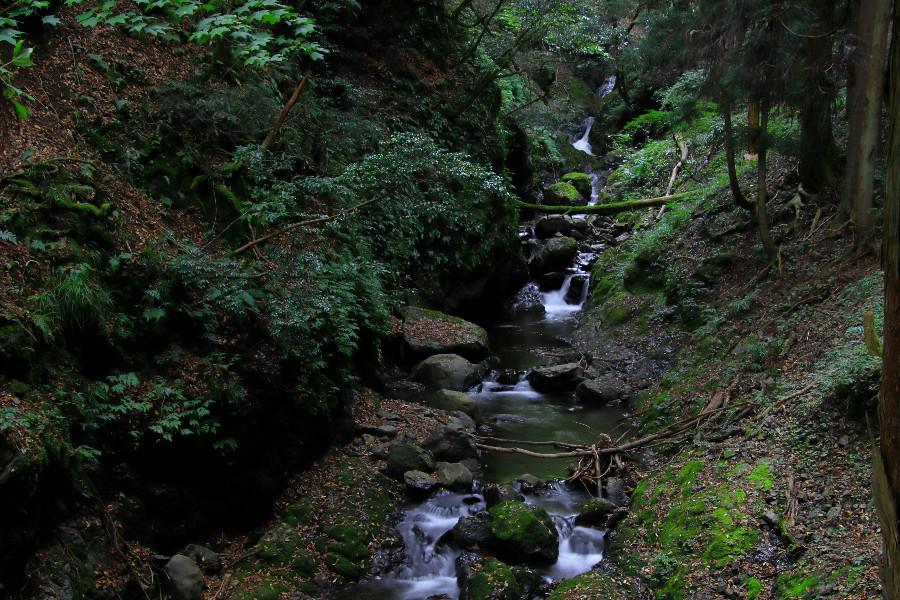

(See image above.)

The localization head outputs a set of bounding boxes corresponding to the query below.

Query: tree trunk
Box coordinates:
[844,0,893,245]
[756,103,778,262]
[747,101,759,155]
[516,193,686,215]
[798,2,836,193]
[723,101,752,210]
[877,9,900,599]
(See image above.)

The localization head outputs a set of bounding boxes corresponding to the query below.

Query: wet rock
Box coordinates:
[534,215,575,240]
[527,363,584,392]
[564,274,589,304]
[423,425,480,462]
[423,389,479,418]
[487,501,559,565]
[404,470,439,496]
[456,554,542,600]
[436,462,473,492]
[451,512,491,548]
[386,440,435,478]
[538,271,566,291]
[511,283,546,318]
[544,181,586,206]
[574,497,618,527]
[412,354,485,392]
[529,237,578,275]
[370,443,390,459]
[460,458,482,477]
[182,544,221,574]
[605,477,628,507]
[400,307,490,361]
[163,554,203,600]
[483,483,525,507]
[606,506,629,529]
[515,474,551,495]
[575,376,625,404]
[448,411,477,432]
[496,369,520,385]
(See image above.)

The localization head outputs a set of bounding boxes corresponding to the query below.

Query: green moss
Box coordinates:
[282,497,315,527]
[561,172,592,197]
[256,524,311,570]
[231,579,290,600]
[545,181,584,205]
[748,462,774,491]
[775,572,819,598]
[658,499,706,553]
[488,500,556,556]
[548,570,629,599]
[601,296,631,325]
[702,523,759,565]
[675,460,704,496]
[465,558,520,600]
[746,577,763,599]
[591,275,617,303]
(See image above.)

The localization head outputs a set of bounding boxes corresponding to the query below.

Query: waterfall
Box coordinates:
[598,74,617,98]
[572,117,595,156]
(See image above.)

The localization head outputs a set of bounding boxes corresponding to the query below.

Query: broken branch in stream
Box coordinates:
[515,193,690,216]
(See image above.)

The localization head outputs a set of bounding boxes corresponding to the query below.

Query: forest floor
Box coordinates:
[562,155,885,598]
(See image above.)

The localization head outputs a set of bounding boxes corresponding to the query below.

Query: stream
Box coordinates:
[340,115,620,600]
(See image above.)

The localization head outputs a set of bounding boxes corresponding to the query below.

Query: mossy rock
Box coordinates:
[561,172,592,198]
[255,524,314,574]
[544,182,586,206]
[548,570,638,599]
[488,501,559,564]
[623,252,666,294]
[461,557,521,600]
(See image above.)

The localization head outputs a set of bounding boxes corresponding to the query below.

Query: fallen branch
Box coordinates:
[231,198,377,255]
[261,76,309,150]
[516,193,689,216]
[658,135,689,219]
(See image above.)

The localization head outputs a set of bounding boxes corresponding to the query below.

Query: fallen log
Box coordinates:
[515,193,689,216]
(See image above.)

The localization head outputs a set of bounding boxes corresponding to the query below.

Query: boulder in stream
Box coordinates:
[436,461,474,492]
[456,553,543,600]
[564,274,589,304]
[411,354,485,391]
[574,497,618,527]
[575,376,626,404]
[423,425,479,462]
[487,500,559,565]
[510,283,546,318]
[534,215,576,240]
[561,172,593,198]
[422,389,479,418]
[483,483,525,507]
[527,363,584,392]
[400,307,490,361]
[538,271,566,291]
[385,440,435,478]
[544,182,587,206]
[403,470,439,496]
[449,512,491,548]
[529,237,578,275]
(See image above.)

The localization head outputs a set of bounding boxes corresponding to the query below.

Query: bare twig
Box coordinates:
[261,76,309,150]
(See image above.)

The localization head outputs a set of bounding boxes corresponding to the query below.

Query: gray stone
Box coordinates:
[529,237,578,275]
[535,215,576,240]
[357,423,399,438]
[412,354,485,392]
[163,554,203,600]
[605,477,628,507]
[423,389,479,418]
[404,470,439,495]
[538,271,566,291]
[182,544,221,574]
[385,440,435,478]
[451,512,491,548]
[575,376,625,404]
[527,363,584,392]
[423,425,479,462]
[574,497,618,527]
[447,411,476,432]
[400,307,490,361]
[436,462,473,492]
[515,474,550,495]
[483,483,525,507]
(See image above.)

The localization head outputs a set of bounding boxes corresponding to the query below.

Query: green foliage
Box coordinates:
[337,132,518,299]
[37,264,112,339]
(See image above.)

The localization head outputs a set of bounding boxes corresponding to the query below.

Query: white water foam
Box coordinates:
[572,117,595,155]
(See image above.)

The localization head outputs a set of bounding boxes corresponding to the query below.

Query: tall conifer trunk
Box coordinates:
[844,0,892,245]
[798,2,836,192]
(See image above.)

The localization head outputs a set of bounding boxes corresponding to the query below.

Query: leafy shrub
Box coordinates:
[37,264,112,339]
[338,132,519,299]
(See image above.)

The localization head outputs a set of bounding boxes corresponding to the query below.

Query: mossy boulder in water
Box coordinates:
[411,353,485,391]
[487,500,559,564]
[457,554,542,600]
[561,172,592,198]
[400,307,490,361]
[436,461,473,492]
[544,181,586,206]
[574,497,618,527]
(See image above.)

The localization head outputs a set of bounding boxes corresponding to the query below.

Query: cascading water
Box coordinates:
[571,117,595,155]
